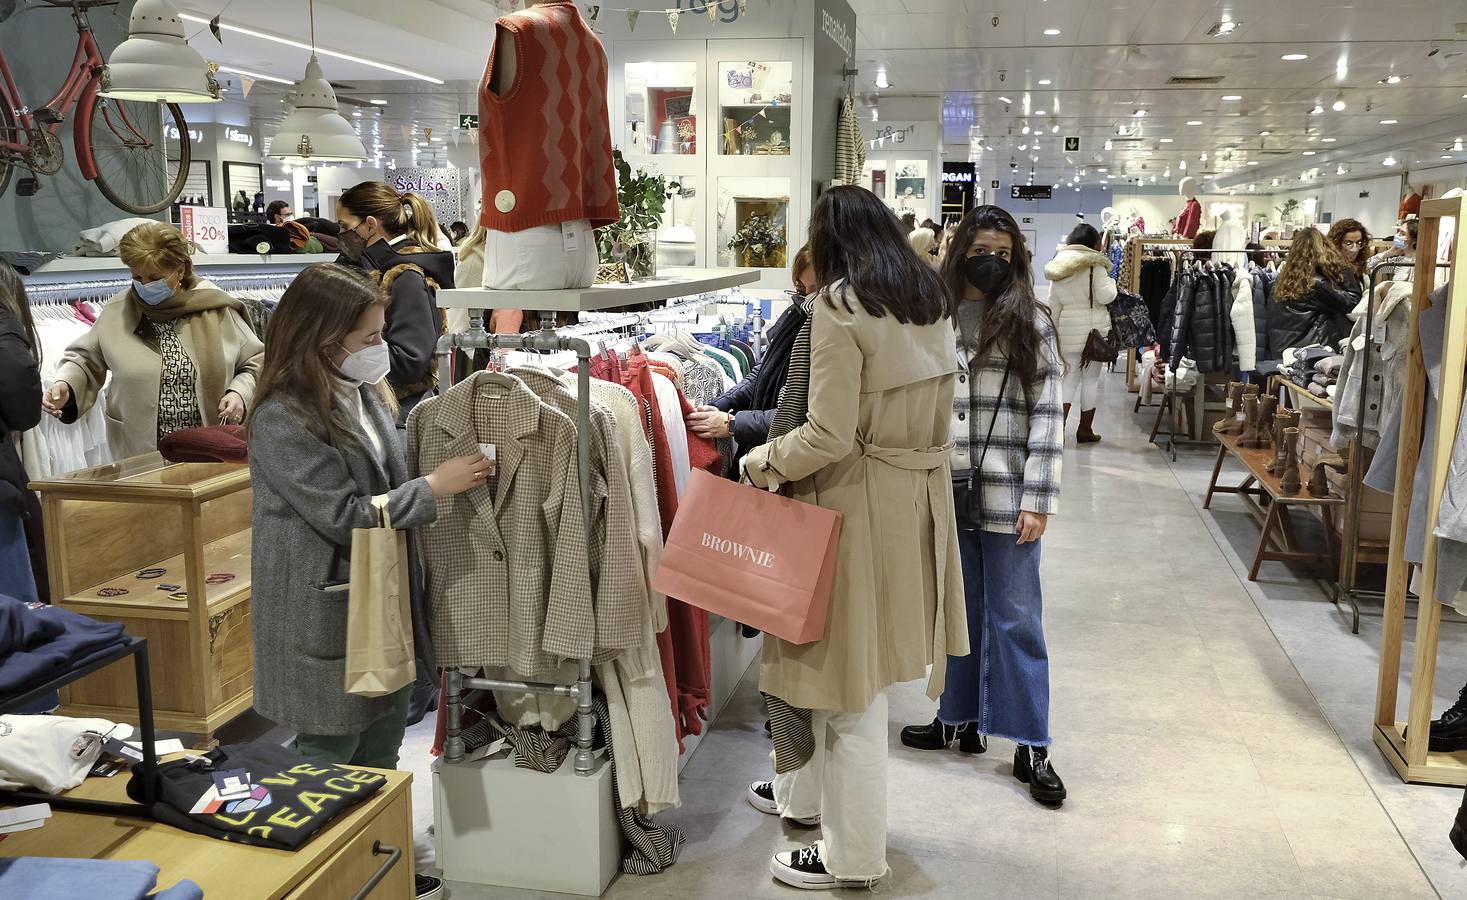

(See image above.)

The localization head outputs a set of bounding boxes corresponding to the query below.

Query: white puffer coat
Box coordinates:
[1043,245,1118,358]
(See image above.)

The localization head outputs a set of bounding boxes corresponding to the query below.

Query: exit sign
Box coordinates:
[1064,136,1081,152]
[459,114,479,130]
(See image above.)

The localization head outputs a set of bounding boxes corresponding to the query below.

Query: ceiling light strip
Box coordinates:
[217,65,294,86]
[178,12,445,84]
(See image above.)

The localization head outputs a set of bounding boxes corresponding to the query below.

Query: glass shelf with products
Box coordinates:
[624,60,700,156]
[715,177,790,270]
[716,60,794,157]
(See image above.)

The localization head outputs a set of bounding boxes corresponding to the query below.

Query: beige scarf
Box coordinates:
[127,279,243,411]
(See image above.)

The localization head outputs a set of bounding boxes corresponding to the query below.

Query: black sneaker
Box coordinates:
[415,873,445,899]
[1431,683,1467,751]
[770,842,882,890]
[748,780,819,826]
[1013,745,1067,806]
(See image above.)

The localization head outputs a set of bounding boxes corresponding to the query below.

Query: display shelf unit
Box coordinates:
[1373,195,1467,786]
[29,455,254,743]
[437,267,760,312]
[26,253,339,276]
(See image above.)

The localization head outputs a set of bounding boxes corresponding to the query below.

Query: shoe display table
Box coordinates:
[0,764,414,899]
[1203,430,1344,581]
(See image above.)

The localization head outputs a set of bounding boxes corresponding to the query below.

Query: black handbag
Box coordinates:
[953,362,1010,529]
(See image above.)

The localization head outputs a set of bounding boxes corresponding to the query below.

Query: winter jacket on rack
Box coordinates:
[1185,269,1230,374]
[1251,267,1275,364]
[356,238,454,422]
[1332,280,1414,451]
[0,306,41,515]
[1166,271,1196,370]
[1042,245,1118,357]
[1268,275,1361,356]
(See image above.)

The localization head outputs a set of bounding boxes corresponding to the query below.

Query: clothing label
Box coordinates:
[479,443,498,475]
[213,768,251,800]
[101,737,143,764]
[561,221,579,254]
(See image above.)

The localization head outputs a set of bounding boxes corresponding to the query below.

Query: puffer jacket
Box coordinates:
[1191,272,1227,373]
[1251,268,1273,364]
[1167,271,1197,370]
[1043,245,1118,357]
[1268,275,1361,356]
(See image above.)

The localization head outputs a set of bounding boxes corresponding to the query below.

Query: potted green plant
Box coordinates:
[598,149,672,281]
[727,212,786,268]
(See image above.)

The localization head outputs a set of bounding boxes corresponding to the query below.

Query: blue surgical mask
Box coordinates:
[1393,234,1408,249]
[133,277,175,305]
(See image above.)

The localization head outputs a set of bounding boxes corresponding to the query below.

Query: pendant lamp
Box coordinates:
[269,1,365,162]
[99,0,220,103]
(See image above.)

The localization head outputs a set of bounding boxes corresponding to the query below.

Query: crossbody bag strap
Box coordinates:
[968,361,1012,491]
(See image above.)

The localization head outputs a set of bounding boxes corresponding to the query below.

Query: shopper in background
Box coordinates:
[900,211,917,233]
[1043,222,1117,444]
[336,181,454,425]
[42,222,263,459]
[0,262,42,604]
[448,221,469,245]
[907,226,938,264]
[1368,218,1420,283]
[246,264,483,900]
[1270,226,1362,353]
[265,201,292,225]
[741,186,964,890]
[901,204,1068,808]
[689,244,814,472]
[1327,218,1371,288]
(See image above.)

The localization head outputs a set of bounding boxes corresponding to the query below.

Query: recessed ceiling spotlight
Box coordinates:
[1338,164,1349,174]
[1035,109,1046,115]
[1382,154,1397,166]
[369,99,388,105]
[1454,138,1465,152]
[1379,74,1406,85]
[1159,137,1174,143]
[1043,28,1061,36]
[1104,139,1113,150]
[1258,130,1271,136]
[1248,160,1259,165]
[1207,19,1240,36]
[998,96,1013,104]
[1051,124,1059,133]
[1019,143,1028,150]
[1022,125,1031,134]
[1332,92,1346,111]
[1379,119,1399,125]
[352,109,362,117]
[1249,183,1256,192]
[1302,150,1316,156]
[1321,137,1337,143]
[1203,174,1214,179]
[1186,120,1203,126]
[1038,79,1052,86]
[1179,160,1187,170]
[1097,167,1108,172]
[1281,53,1309,61]
[875,69,890,89]
[1132,108,1147,118]
[1271,178,1280,186]
[1221,94,1243,101]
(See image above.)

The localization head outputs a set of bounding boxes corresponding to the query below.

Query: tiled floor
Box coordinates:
[249,376,1467,897]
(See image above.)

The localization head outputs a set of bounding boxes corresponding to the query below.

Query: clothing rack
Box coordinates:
[23,271,297,301]
[1336,259,1452,633]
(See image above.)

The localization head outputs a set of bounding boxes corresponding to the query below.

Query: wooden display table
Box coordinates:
[1203,431,1345,580]
[0,766,414,899]
[29,454,253,743]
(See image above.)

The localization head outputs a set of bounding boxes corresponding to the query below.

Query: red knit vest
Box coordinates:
[477,1,619,232]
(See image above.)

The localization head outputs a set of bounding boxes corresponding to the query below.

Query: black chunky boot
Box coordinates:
[1014,745,1067,806]
[1452,788,1467,860]
[1431,683,1467,752]
[900,718,986,753]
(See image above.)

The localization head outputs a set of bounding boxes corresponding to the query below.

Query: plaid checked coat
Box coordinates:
[407,371,640,676]
[950,314,1065,533]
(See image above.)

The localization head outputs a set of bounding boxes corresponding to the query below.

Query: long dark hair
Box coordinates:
[939,205,1055,384]
[1066,223,1101,250]
[0,261,39,364]
[808,185,946,326]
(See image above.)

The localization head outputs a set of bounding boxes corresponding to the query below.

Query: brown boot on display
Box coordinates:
[1238,396,1261,448]
[1307,463,1331,498]
[1265,411,1292,473]
[1279,427,1302,495]
[1254,396,1279,448]
[1213,382,1246,434]
[1077,409,1101,444]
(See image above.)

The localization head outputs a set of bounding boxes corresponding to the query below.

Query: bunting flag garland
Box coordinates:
[425,126,433,142]
[705,2,718,22]
[865,124,917,150]
[239,76,255,99]
[667,8,678,33]
[208,14,222,42]
[586,4,600,21]
[628,9,639,30]
[738,0,748,13]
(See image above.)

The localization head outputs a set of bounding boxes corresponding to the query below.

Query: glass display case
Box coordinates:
[623,60,699,155]
[893,159,929,208]
[717,176,790,269]
[659,175,700,268]
[716,60,793,157]
[864,160,887,200]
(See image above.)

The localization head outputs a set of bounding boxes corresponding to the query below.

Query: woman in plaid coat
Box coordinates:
[899,205,1069,807]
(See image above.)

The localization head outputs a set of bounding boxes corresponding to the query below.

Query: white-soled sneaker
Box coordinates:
[770,842,883,890]
[747,781,820,826]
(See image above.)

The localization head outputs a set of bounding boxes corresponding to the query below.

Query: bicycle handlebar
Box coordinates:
[36,0,121,9]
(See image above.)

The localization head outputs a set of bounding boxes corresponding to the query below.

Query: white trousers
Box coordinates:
[1062,350,1101,411]
[484,219,598,290]
[771,691,889,880]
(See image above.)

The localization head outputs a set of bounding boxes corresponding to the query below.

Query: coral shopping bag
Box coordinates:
[653,469,842,644]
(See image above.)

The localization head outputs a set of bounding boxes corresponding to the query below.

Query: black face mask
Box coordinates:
[337,228,367,265]
[962,254,1010,297]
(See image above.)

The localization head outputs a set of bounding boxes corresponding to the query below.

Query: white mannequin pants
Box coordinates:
[771,691,889,881]
[484,219,597,290]
[1062,350,1101,411]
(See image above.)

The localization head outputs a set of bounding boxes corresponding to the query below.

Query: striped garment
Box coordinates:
[950,317,1065,533]
[833,94,867,186]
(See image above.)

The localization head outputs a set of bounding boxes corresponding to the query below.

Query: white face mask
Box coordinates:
[336,341,391,385]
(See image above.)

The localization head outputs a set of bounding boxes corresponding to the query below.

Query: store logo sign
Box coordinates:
[675,0,740,23]
[392,174,449,195]
[225,127,253,148]
[821,9,853,60]
[942,171,973,184]
[701,532,776,568]
[165,124,204,145]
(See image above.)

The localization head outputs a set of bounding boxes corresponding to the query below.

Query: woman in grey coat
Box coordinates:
[246,264,487,770]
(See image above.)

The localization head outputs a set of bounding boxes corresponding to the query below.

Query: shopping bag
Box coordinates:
[1107,288,1157,349]
[652,469,842,644]
[344,495,416,697]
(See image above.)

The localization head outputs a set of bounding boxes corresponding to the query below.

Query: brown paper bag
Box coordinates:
[345,495,415,697]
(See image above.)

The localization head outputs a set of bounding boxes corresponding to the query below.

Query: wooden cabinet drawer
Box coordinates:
[287,786,414,899]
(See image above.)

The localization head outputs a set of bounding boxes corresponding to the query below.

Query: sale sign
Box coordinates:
[178,206,229,255]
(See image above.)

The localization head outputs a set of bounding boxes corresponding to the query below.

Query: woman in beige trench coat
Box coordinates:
[741,185,967,890]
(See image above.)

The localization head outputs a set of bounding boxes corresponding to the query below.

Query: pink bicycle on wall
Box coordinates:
[0,0,191,214]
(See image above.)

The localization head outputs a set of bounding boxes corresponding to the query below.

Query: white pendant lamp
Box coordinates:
[99,0,220,103]
[269,1,365,162]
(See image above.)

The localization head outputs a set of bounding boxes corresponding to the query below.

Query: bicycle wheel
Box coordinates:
[88,98,189,215]
[0,100,15,201]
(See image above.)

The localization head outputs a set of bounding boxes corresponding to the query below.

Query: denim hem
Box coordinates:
[934,716,1052,748]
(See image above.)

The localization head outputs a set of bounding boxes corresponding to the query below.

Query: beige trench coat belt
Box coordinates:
[856,438,959,674]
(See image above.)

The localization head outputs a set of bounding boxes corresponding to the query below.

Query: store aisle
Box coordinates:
[417,379,1451,899]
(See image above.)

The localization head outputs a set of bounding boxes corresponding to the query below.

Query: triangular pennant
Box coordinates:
[627,9,639,30]
[738,0,748,14]
[425,126,433,141]
[757,109,767,118]
[208,14,222,43]
[239,76,255,98]
[706,2,718,22]
[588,4,600,22]
[667,9,679,34]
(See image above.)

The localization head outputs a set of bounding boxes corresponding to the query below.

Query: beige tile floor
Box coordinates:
[392,381,1457,898]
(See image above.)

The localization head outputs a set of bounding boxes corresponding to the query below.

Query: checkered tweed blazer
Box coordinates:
[407,371,597,675]
[950,315,1065,533]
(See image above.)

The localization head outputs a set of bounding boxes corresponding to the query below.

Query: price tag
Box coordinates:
[561,222,579,254]
[178,206,230,255]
